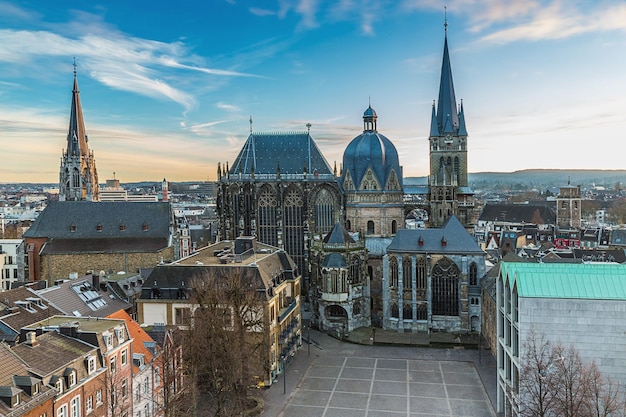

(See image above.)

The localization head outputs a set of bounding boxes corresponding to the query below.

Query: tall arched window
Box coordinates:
[403,304,413,320]
[402,257,412,289]
[416,257,427,291]
[432,257,460,316]
[469,262,478,286]
[454,157,460,177]
[314,188,334,234]
[258,186,278,247]
[349,256,361,284]
[391,303,399,318]
[284,187,304,274]
[367,221,375,235]
[346,219,351,231]
[72,168,80,188]
[389,257,398,288]
[391,220,397,234]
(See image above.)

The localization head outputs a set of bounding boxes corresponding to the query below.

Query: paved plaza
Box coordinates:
[261,329,498,417]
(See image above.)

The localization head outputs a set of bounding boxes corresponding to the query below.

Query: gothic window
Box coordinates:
[258,186,278,247]
[391,303,399,318]
[232,185,252,237]
[349,256,361,284]
[72,168,80,188]
[367,221,375,235]
[346,220,351,231]
[417,303,427,320]
[284,187,304,275]
[331,270,338,293]
[403,304,413,320]
[454,157,460,177]
[391,220,397,234]
[440,157,445,169]
[389,256,398,288]
[315,188,334,234]
[431,257,460,316]
[447,156,452,167]
[469,262,478,286]
[402,257,412,289]
[416,257,427,291]
[353,302,361,316]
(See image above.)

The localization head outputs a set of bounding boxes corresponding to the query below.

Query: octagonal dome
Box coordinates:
[341,106,403,191]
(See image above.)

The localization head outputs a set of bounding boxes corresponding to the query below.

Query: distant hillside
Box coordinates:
[405,169,626,190]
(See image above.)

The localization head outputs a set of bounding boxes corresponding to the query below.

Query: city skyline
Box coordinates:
[0,1,625,183]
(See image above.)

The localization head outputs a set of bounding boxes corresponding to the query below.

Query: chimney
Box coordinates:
[92,273,100,290]
[26,331,39,347]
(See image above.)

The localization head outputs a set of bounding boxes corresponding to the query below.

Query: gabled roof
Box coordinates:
[501,262,626,299]
[107,310,157,374]
[12,331,96,377]
[37,278,130,318]
[387,215,484,255]
[229,132,334,179]
[0,287,64,335]
[23,201,171,240]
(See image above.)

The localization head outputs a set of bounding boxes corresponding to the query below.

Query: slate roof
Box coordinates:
[501,262,626,300]
[229,132,335,179]
[342,122,403,190]
[321,253,348,269]
[365,237,393,257]
[479,203,556,225]
[37,278,130,318]
[0,287,64,336]
[12,331,96,377]
[386,215,484,255]
[23,201,172,239]
[323,222,355,245]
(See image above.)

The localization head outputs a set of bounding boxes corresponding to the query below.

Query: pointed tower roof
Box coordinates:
[457,101,468,136]
[66,68,89,157]
[323,222,356,245]
[436,34,459,135]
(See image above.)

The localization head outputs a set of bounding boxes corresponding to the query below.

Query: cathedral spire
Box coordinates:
[67,64,89,157]
[59,62,99,201]
[435,23,459,136]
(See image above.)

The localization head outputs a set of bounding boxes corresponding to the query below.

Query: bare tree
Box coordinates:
[186,270,268,416]
[519,331,557,417]
[520,332,626,417]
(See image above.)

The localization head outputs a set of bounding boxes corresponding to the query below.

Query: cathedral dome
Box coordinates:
[341,106,403,191]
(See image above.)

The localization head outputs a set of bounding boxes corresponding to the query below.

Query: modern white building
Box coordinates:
[0,239,24,290]
[497,261,626,416]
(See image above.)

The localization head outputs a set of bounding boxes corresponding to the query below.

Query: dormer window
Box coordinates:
[96,223,103,232]
[103,332,113,349]
[55,378,63,394]
[142,222,149,231]
[69,223,77,232]
[64,368,77,387]
[86,355,97,374]
[115,327,125,343]
[119,224,126,231]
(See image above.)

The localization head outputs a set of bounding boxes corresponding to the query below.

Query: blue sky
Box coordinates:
[1,0,625,183]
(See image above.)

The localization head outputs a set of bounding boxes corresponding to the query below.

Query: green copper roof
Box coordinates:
[501,262,626,300]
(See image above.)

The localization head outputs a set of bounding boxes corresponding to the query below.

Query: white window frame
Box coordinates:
[121,349,128,366]
[57,404,68,417]
[86,395,93,413]
[70,395,80,417]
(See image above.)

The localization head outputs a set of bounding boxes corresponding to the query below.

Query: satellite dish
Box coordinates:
[99,270,106,277]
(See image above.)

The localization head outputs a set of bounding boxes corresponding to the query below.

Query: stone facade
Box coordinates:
[40,247,174,286]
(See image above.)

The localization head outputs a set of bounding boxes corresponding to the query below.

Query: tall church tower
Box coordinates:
[59,65,99,202]
[428,23,473,227]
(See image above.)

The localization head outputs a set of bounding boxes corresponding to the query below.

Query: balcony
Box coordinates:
[278,299,298,323]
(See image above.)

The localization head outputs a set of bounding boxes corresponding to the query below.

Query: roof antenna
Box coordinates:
[249,115,253,133]
[444,6,448,34]
[368,95,371,107]
[306,123,311,133]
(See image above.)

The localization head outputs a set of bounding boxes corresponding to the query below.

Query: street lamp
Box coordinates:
[281,355,286,394]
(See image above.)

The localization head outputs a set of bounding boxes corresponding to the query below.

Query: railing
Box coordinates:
[278,299,298,322]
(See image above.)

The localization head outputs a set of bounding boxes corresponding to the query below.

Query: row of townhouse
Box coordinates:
[0,313,183,417]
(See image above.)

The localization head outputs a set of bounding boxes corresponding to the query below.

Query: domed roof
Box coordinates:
[342,107,403,191]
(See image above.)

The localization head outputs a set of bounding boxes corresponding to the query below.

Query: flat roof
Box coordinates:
[174,239,279,267]
[501,262,626,300]
[23,315,126,333]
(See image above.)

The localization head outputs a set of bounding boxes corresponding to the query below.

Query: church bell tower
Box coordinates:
[59,63,100,202]
[428,22,473,227]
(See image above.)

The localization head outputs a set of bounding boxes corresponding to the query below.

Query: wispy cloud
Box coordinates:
[0,13,262,112]
[216,102,241,112]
